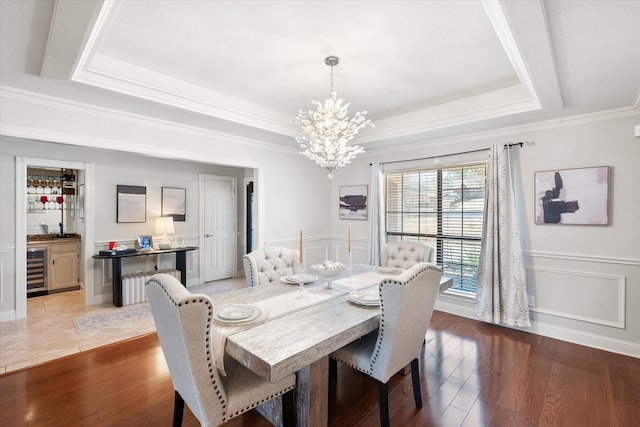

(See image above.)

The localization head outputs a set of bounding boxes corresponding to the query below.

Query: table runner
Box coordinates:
[211,269,392,376]
[212,287,338,375]
[329,270,393,293]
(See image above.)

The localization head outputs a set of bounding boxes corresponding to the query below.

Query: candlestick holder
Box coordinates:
[298,263,305,292]
[348,252,353,279]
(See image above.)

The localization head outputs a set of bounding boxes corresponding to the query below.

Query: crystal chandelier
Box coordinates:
[294,56,373,178]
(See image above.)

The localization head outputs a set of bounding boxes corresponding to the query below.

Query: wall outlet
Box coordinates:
[527,295,536,307]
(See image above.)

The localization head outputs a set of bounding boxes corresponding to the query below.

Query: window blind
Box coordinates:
[384,163,487,293]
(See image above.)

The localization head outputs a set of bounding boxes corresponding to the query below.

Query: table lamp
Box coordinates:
[155,216,175,250]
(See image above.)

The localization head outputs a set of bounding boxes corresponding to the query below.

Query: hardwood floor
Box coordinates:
[1,310,638,426]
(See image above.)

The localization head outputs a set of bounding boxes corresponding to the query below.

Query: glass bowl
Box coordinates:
[310,262,348,287]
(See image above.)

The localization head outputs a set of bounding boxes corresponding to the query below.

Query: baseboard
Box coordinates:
[0,310,17,322]
[529,321,640,358]
[434,299,640,359]
[435,299,476,319]
[92,293,112,305]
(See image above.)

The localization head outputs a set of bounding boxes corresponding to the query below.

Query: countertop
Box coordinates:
[27,233,82,243]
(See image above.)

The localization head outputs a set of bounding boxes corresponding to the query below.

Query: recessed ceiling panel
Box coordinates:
[65,0,551,145]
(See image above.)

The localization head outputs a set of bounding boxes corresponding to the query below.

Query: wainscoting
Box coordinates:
[526,266,625,328]
[0,246,16,322]
[436,249,640,358]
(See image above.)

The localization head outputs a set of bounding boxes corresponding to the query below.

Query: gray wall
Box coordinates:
[1,83,638,357]
[1,137,247,301]
[329,112,640,357]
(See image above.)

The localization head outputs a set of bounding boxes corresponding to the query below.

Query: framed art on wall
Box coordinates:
[339,185,368,220]
[117,185,146,223]
[534,166,609,225]
[162,187,186,221]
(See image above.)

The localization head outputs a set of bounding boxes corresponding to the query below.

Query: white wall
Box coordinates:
[1,86,638,358]
[0,89,334,319]
[330,111,640,357]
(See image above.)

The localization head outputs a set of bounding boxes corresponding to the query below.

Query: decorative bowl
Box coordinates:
[310,261,348,287]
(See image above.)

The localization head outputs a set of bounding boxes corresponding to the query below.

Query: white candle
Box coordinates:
[299,229,303,263]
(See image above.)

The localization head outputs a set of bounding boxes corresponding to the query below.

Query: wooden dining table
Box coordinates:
[208,265,453,427]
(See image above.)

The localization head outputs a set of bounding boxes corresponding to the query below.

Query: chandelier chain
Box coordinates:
[330,64,334,95]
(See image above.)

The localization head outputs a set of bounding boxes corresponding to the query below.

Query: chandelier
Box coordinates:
[294,56,373,178]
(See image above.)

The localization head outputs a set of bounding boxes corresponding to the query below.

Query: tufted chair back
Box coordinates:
[330,262,442,427]
[243,246,302,287]
[368,262,441,382]
[146,273,296,426]
[380,241,434,268]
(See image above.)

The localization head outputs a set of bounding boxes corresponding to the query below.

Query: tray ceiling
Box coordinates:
[30,0,638,149]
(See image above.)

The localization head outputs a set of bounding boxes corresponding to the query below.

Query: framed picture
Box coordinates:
[162,187,186,221]
[136,235,153,251]
[117,185,146,223]
[535,166,609,225]
[339,185,368,220]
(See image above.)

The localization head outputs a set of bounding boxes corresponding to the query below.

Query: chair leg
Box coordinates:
[281,388,296,427]
[410,358,423,409]
[378,381,390,427]
[173,390,184,427]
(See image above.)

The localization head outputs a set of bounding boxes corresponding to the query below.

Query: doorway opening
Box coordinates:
[246,180,254,253]
[15,157,94,320]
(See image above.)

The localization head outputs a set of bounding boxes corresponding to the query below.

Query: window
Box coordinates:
[384,164,486,294]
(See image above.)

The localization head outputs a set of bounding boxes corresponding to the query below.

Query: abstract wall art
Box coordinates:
[535,166,609,225]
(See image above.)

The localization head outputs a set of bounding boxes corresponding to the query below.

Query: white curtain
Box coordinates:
[368,162,386,266]
[475,145,531,327]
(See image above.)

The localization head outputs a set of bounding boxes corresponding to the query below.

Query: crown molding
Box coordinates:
[360,87,540,144]
[73,58,298,138]
[0,85,298,159]
[364,106,640,158]
[2,86,637,160]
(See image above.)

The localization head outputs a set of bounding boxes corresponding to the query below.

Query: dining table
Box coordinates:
[208,265,453,427]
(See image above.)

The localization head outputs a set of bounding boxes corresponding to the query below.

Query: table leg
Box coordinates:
[296,356,329,427]
[175,251,187,287]
[112,258,123,307]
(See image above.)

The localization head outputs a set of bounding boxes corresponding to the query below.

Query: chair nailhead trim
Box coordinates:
[228,384,296,418]
[151,277,232,419]
[369,264,440,370]
[150,274,297,423]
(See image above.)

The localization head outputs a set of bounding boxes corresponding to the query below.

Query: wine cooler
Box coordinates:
[27,248,47,296]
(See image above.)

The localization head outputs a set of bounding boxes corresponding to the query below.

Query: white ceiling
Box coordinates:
[2,0,639,150]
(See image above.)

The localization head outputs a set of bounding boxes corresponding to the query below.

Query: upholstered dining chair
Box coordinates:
[146,273,296,427]
[243,246,303,287]
[330,262,442,427]
[380,240,434,268]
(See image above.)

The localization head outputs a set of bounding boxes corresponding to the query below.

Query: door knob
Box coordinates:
[205,234,213,237]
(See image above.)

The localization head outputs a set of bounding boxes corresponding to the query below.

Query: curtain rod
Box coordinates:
[370,141,529,166]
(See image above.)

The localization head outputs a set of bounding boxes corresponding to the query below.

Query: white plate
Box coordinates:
[348,289,380,306]
[347,294,380,307]
[374,267,404,275]
[280,274,318,284]
[215,304,261,323]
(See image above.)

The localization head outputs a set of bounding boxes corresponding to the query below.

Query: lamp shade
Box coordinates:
[155,217,175,235]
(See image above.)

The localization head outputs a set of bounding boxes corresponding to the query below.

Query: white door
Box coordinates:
[203,176,236,281]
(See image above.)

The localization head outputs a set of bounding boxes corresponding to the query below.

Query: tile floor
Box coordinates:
[0,278,245,374]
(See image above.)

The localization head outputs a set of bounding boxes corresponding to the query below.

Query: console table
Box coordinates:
[93,247,197,307]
